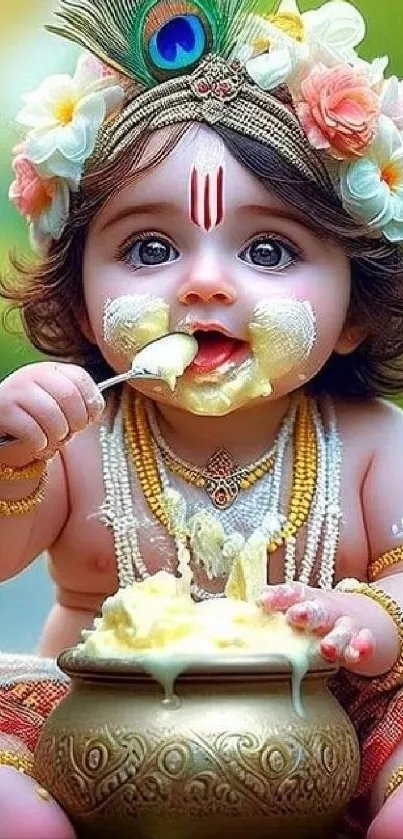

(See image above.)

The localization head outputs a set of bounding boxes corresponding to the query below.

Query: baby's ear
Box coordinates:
[334,322,368,356]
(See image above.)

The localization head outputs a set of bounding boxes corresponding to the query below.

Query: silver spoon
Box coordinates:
[0,332,198,449]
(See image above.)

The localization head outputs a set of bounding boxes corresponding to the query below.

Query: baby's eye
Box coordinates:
[238,236,300,271]
[124,235,179,268]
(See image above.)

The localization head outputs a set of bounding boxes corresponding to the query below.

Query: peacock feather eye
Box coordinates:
[49,0,273,88]
[148,14,209,74]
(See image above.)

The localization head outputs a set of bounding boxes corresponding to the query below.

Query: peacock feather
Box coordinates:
[47,0,277,87]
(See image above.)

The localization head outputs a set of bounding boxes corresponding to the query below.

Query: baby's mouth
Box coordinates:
[189,330,250,375]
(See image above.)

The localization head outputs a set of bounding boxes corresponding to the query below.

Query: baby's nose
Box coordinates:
[178,283,236,306]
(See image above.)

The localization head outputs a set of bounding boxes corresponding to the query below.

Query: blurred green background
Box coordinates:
[0,0,403,380]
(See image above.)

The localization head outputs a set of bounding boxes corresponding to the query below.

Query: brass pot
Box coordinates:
[34,651,359,839]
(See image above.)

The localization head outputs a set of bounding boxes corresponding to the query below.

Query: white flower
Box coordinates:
[17,52,124,187]
[339,115,403,242]
[357,55,389,88]
[301,0,366,67]
[381,75,403,131]
[237,0,367,96]
[246,47,293,91]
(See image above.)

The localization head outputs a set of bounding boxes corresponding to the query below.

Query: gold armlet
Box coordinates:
[384,766,403,803]
[336,578,403,691]
[0,748,34,776]
[369,547,403,582]
[0,469,48,517]
[0,460,46,481]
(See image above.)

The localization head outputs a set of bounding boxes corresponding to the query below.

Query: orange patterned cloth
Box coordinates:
[0,653,68,757]
[0,653,402,838]
[331,671,403,837]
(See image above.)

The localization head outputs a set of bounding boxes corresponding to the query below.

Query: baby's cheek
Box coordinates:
[0,767,76,839]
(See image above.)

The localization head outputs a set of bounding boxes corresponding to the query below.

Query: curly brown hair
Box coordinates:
[2,121,403,397]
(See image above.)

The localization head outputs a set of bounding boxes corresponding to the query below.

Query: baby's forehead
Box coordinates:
[96,125,288,223]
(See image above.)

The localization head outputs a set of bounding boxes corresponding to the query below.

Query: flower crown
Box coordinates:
[9,0,403,252]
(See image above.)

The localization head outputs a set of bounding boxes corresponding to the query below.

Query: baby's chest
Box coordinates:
[49,484,177,603]
[50,457,369,603]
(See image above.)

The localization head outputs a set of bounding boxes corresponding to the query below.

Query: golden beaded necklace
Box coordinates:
[269,391,317,554]
[124,389,170,532]
[146,400,276,510]
[123,389,318,555]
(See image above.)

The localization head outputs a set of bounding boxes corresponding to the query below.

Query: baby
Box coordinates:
[1,0,403,836]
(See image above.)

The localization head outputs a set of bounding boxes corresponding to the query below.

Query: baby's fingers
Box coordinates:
[343,628,375,665]
[286,599,335,634]
[320,618,374,665]
[258,582,308,612]
[52,364,105,421]
[0,406,48,455]
[320,617,358,663]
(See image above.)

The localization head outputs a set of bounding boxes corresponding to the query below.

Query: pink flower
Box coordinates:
[9,155,55,219]
[296,64,380,159]
[9,153,70,251]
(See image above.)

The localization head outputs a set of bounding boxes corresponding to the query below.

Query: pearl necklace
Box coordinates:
[98,391,342,594]
[98,408,148,586]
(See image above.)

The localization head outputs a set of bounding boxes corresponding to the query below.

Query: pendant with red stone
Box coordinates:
[203,447,242,509]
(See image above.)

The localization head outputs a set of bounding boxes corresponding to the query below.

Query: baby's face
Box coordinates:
[83,126,351,416]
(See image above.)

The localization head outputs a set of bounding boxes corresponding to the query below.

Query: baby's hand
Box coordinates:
[259,582,375,668]
[0,361,105,461]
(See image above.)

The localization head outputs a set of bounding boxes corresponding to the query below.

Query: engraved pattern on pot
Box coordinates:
[35,723,359,819]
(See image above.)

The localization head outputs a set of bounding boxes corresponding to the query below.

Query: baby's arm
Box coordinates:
[361,399,403,617]
[0,361,104,580]
[359,400,403,824]
[0,453,68,581]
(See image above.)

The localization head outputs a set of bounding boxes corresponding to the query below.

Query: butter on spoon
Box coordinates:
[131,332,198,391]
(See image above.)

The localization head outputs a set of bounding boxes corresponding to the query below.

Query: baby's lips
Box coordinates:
[188,328,250,375]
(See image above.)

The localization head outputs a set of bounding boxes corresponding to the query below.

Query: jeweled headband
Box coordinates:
[9,0,403,251]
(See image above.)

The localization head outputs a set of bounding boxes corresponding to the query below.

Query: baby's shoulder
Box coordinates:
[331,395,403,454]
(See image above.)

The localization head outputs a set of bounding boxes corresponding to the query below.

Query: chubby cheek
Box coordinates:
[83,257,174,367]
[244,267,350,394]
[287,272,349,367]
[248,296,317,383]
[101,293,171,367]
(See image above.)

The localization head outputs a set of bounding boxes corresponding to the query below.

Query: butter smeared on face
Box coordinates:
[103,294,170,358]
[174,298,316,415]
[249,297,317,382]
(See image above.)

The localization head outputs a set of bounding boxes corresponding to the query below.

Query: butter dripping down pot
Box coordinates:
[34,651,360,839]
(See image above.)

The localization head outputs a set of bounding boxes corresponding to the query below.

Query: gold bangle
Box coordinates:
[384,766,403,803]
[336,578,403,691]
[369,547,403,582]
[0,470,48,517]
[0,748,34,776]
[0,459,45,482]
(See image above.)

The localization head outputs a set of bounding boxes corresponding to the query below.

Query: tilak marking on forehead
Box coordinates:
[190,165,224,232]
[188,132,226,233]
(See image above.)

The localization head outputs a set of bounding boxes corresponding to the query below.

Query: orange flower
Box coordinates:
[9,155,55,220]
[9,152,70,252]
[296,64,380,159]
